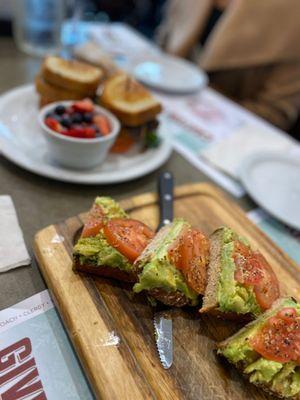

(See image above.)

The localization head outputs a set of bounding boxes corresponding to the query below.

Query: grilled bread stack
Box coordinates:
[99,74,162,152]
[35,56,104,107]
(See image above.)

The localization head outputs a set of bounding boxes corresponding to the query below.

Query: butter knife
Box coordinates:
[153,171,173,369]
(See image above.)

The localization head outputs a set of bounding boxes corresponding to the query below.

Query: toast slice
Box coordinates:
[35,75,84,102]
[133,219,209,307]
[218,297,300,399]
[200,227,280,319]
[73,197,136,282]
[100,74,162,127]
[42,56,103,96]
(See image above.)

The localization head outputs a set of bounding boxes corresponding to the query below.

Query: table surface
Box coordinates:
[0,37,254,310]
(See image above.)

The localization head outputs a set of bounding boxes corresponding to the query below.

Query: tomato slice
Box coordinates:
[110,131,135,153]
[252,253,280,310]
[181,228,209,294]
[233,242,279,310]
[103,219,155,262]
[168,228,209,294]
[250,308,300,363]
[81,204,105,238]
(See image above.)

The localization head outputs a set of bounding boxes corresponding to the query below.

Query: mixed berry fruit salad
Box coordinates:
[44,99,111,139]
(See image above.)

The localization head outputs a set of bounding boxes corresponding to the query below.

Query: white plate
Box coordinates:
[133,55,208,94]
[239,152,300,230]
[0,85,172,184]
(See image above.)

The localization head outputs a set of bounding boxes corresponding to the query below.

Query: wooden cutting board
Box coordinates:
[34,183,300,400]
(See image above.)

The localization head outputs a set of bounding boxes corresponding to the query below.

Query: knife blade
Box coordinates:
[153,171,174,369]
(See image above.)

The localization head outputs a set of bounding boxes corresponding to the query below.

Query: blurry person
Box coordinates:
[157,0,300,132]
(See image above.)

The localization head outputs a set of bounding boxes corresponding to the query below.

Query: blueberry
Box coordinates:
[46,112,53,119]
[55,105,66,115]
[61,115,72,128]
[83,112,93,123]
[71,112,83,124]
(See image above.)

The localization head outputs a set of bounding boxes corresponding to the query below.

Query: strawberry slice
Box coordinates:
[84,127,96,138]
[72,99,94,113]
[45,117,63,133]
[93,115,111,136]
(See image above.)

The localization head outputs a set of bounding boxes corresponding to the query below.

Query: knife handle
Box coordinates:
[158,171,174,230]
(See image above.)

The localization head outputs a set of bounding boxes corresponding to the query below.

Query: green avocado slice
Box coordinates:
[217,227,261,316]
[133,218,199,305]
[218,298,300,398]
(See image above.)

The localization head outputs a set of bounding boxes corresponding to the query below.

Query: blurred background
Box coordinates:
[1,0,299,138]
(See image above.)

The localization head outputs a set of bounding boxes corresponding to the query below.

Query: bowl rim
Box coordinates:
[38,100,120,144]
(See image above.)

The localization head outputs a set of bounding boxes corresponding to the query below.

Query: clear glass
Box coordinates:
[12,0,64,57]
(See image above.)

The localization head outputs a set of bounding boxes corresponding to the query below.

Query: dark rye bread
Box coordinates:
[73,255,136,282]
[217,298,300,400]
[133,224,190,307]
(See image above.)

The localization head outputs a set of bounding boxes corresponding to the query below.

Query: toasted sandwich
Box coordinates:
[42,56,104,96]
[73,197,154,282]
[200,227,280,318]
[218,297,300,399]
[133,218,209,307]
[100,74,162,150]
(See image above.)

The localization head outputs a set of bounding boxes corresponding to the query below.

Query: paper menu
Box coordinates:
[0,290,94,400]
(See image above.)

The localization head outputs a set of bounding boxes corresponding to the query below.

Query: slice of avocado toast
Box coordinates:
[200,227,280,318]
[73,197,143,282]
[133,218,209,307]
[218,297,300,399]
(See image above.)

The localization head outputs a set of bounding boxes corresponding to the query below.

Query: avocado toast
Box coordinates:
[133,218,209,307]
[218,297,300,399]
[73,197,154,282]
[200,227,280,318]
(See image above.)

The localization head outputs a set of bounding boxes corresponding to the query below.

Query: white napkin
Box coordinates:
[0,196,31,272]
[201,124,296,179]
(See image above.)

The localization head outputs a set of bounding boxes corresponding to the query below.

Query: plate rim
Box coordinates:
[133,56,208,94]
[239,151,300,230]
[0,84,173,185]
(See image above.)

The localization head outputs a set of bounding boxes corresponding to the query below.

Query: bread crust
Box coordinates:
[200,228,224,314]
[42,57,103,95]
[149,288,189,307]
[73,256,136,282]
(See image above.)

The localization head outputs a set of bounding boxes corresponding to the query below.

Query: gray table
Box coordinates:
[0,37,253,309]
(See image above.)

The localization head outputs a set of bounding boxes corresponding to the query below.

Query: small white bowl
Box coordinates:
[38,101,120,169]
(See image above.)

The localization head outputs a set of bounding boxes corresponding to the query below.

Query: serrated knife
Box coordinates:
[153,171,174,369]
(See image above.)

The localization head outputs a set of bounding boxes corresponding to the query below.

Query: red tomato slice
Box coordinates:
[168,228,209,294]
[110,131,135,153]
[103,219,155,262]
[81,204,104,238]
[252,253,280,310]
[250,308,300,363]
[181,228,209,294]
[233,242,279,310]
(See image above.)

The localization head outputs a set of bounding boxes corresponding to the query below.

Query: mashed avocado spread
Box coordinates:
[217,227,261,316]
[73,197,131,271]
[133,219,199,306]
[219,299,300,397]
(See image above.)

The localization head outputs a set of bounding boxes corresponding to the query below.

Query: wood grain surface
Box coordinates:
[34,183,300,400]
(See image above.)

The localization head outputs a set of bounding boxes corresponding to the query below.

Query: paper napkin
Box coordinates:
[0,196,31,272]
[201,124,296,179]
